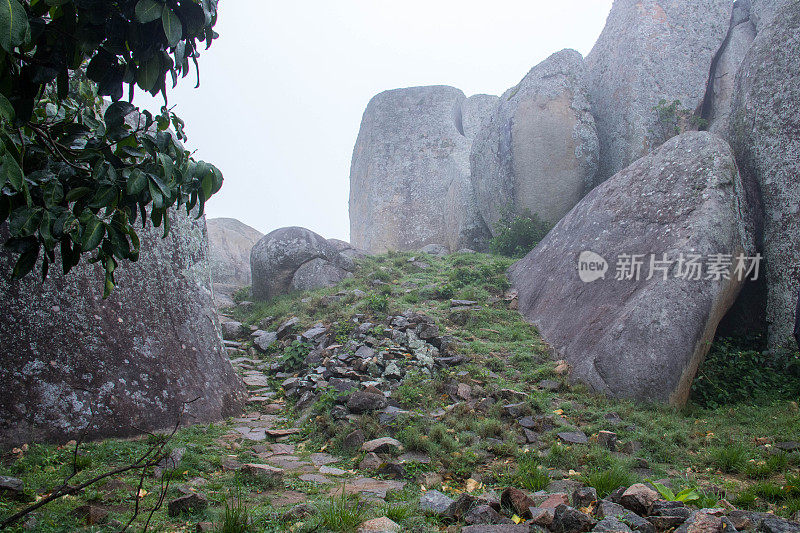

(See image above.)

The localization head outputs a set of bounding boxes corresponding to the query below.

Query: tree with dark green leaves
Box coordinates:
[0,0,223,297]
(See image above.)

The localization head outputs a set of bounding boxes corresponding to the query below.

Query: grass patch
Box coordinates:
[583,464,639,498]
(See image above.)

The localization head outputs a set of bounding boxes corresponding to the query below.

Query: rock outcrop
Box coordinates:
[349,86,491,254]
[459,94,499,140]
[704,0,757,138]
[251,227,355,301]
[0,212,247,446]
[729,0,800,349]
[509,132,754,405]
[585,0,733,183]
[207,217,262,295]
[471,49,598,231]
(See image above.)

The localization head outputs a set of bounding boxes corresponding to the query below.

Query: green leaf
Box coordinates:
[11,245,40,280]
[0,93,14,122]
[9,206,42,237]
[158,153,174,182]
[80,216,105,252]
[0,0,30,52]
[104,101,137,130]
[89,184,118,209]
[135,0,163,23]
[137,54,162,92]
[65,187,92,202]
[2,152,24,190]
[161,7,182,48]
[127,169,148,195]
[103,272,115,299]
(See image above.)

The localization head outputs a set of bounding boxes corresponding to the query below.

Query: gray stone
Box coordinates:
[349,85,486,253]
[357,517,401,533]
[0,476,24,499]
[558,431,589,445]
[729,0,800,349]
[594,518,633,533]
[253,331,278,352]
[343,429,366,451]
[221,321,244,340]
[167,492,208,517]
[585,0,732,183]
[291,258,352,292]
[553,504,596,533]
[759,518,800,533]
[460,94,499,140]
[420,244,449,256]
[347,391,388,413]
[619,484,659,516]
[361,437,403,455]
[207,217,263,289]
[0,212,246,446]
[573,487,598,508]
[471,49,598,230]
[464,505,513,525]
[509,132,754,405]
[461,526,530,533]
[251,227,351,301]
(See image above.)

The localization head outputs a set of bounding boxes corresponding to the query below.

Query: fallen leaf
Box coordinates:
[465,478,481,493]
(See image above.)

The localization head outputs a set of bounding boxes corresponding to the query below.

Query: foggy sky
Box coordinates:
[135,0,614,241]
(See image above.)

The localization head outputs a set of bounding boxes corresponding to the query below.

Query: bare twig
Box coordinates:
[1,398,199,530]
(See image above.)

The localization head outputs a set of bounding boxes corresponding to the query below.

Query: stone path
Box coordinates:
[224,344,407,503]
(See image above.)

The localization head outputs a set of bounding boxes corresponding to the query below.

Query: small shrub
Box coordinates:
[651,99,707,146]
[692,335,800,408]
[366,293,389,313]
[476,418,504,438]
[232,286,251,304]
[490,208,551,259]
[280,340,311,371]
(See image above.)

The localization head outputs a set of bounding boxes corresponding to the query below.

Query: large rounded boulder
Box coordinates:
[509,132,754,406]
[251,227,354,301]
[207,217,263,298]
[349,86,490,253]
[585,0,733,183]
[0,212,247,447]
[729,0,800,349]
[470,49,599,231]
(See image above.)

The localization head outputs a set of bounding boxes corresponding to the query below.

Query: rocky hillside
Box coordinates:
[3,251,797,531]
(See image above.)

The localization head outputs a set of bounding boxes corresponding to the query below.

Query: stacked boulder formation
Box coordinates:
[250,227,358,301]
[347,0,800,402]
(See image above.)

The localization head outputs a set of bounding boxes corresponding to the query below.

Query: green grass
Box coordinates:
[4,250,800,528]
[314,491,369,532]
[513,453,551,491]
[215,491,253,533]
[583,464,639,498]
[706,443,751,473]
